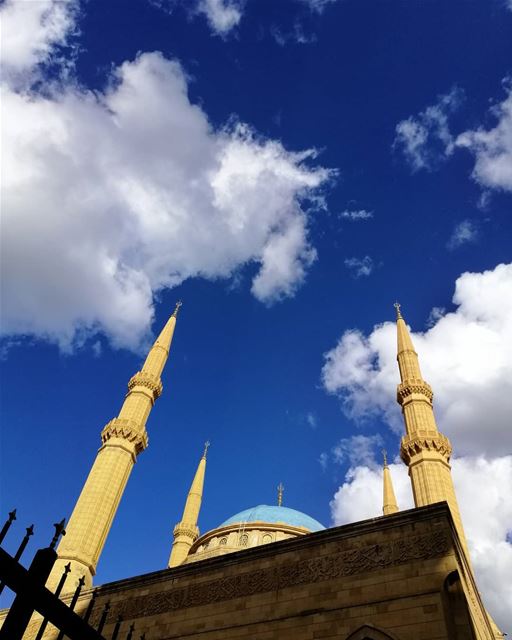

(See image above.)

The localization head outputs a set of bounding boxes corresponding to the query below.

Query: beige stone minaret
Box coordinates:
[48,302,182,591]
[382,450,399,515]
[394,303,469,556]
[168,442,208,568]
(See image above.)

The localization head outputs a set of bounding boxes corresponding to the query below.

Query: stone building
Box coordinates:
[9,302,504,639]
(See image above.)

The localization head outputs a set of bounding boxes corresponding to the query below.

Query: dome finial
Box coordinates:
[203,440,210,458]
[277,482,284,507]
[393,301,402,320]
[382,448,388,467]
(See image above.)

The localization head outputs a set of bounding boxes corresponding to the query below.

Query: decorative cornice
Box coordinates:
[173,523,199,541]
[101,418,148,455]
[94,529,449,623]
[400,432,452,464]
[396,380,433,404]
[127,371,163,401]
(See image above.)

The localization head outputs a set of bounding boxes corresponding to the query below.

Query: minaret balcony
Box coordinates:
[128,371,163,401]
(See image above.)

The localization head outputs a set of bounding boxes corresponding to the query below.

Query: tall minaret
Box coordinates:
[168,442,208,568]
[394,303,469,556]
[382,450,399,515]
[48,302,182,590]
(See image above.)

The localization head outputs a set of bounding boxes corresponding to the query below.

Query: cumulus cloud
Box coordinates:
[393,87,464,172]
[197,0,242,35]
[332,434,383,468]
[395,81,512,194]
[447,219,478,250]
[1,2,333,351]
[0,0,79,86]
[344,256,374,278]
[330,456,512,633]
[456,82,512,193]
[322,263,512,457]
[340,209,373,221]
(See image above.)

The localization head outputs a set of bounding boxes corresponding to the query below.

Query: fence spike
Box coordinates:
[97,601,111,635]
[56,575,86,640]
[35,563,72,640]
[0,509,16,544]
[50,518,67,549]
[126,622,135,640]
[83,588,98,623]
[13,524,34,561]
[111,614,123,640]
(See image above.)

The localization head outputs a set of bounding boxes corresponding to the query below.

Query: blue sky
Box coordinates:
[1,0,512,630]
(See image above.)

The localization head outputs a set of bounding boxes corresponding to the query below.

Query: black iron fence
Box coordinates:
[0,510,145,640]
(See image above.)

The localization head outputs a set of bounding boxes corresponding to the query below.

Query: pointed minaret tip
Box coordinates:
[382,450,399,515]
[382,448,388,467]
[203,440,210,459]
[393,301,402,320]
[172,300,183,318]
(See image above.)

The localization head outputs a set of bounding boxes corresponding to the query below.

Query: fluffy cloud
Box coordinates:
[0,0,79,85]
[395,81,512,194]
[456,82,512,192]
[330,456,512,633]
[197,0,242,35]
[322,263,512,457]
[447,219,478,250]
[393,87,464,172]
[344,256,374,278]
[1,2,333,351]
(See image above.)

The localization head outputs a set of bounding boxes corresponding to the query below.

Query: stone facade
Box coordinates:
[17,503,496,640]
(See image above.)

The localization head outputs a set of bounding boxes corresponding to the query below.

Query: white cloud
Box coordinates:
[447,219,478,250]
[1,3,334,352]
[0,0,79,86]
[344,256,374,278]
[330,456,512,633]
[197,0,242,35]
[340,209,373,221]
[393,87,464,172]
[456,83,512,193]
[322,263,512,457]
[306,412,317,428]
[332,434,383,468]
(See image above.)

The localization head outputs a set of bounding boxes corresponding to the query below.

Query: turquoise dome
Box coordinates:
[220,505,325,532]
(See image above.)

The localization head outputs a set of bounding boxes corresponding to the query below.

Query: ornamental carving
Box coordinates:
[95,529,449,623]
[101,418,148,454]
[127,371,163,401]
[396,381,433,403]
[174,523,199,540]
[400,432,452,464]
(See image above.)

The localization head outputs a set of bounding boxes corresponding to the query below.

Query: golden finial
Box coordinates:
[203,441,210,458]
[393,301,402,320]
[382,449,388,467]
[277,482,284,507]
[172,300,183,317]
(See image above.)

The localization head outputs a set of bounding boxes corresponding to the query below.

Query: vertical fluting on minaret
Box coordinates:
[394,303,469,556]
[47,302,182,591]
[382,450,399,515]
[168,442,208,568]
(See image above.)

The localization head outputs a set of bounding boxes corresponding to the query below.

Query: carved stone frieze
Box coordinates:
[127,371,163,401]
[100,418,148,455]
[400,432,452,464]
[396,380,433,404]
[93,529,450,623]
[174,523,199,540]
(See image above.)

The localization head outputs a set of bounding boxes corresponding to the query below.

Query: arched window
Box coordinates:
[219,537,228,546]
[239,534,249,547]
[262,534,272,544]
[345,624,399,640]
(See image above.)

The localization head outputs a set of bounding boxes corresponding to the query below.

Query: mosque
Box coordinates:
[14,303,504,639]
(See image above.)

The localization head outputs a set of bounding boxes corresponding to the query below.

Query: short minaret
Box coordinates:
[382,450,399,515]
[168,442,209,568]
[394,303,469,556]
[48,302,182,591]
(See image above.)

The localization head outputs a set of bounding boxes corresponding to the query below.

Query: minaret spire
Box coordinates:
[382,450,398,515]
[277,483,284,507]
[394,304,469,556]
[47,303,182,591]
[168,443,208,568]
